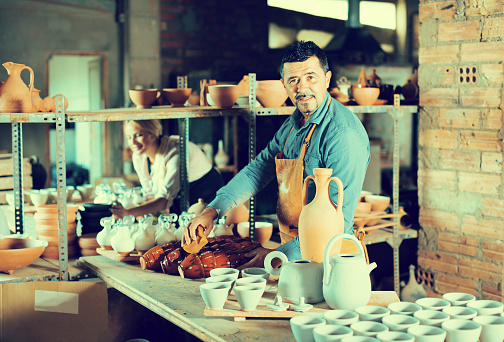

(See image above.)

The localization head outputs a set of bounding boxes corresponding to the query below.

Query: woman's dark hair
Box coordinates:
[280,40,329,79]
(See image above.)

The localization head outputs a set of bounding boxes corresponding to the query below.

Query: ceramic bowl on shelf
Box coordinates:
[351,86,380,106]
[163,88,192,107]
[355,202,372,215]
[208,85,240,108]
[128,89,160,109]
[256,80,288,108]
[364,195,390,212]
[0,237,48,275]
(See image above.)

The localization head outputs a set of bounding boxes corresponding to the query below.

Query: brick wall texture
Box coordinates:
[418,0,503,301]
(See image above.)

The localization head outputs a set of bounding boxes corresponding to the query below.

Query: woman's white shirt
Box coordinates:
[132,135,213,209]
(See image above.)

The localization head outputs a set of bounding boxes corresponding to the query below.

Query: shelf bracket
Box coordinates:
[12,122,24,234]
[177,76,190,212]
[247,73,257,241]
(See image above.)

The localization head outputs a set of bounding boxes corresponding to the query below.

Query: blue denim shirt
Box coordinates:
[208,92,370,260]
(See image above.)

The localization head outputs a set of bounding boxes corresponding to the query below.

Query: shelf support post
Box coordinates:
[392,94,402,295]
[55,95,69,281]
[177,76,190,212]
[247,73,257,241]
[12,122,24,234]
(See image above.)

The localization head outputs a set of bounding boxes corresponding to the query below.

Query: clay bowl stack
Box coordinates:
[79,203,112,235]
[78,233,100,256]
[33,204,80,259]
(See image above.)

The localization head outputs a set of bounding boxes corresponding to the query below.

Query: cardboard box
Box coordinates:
[0,281,109,342]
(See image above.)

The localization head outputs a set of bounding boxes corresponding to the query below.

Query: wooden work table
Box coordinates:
[78,255,400,342]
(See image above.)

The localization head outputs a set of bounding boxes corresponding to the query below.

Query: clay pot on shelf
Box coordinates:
[0,62,34,113]
[364,195,390,212]
[256,80,288,108]
[31,88,44,112]
[351,86,380,106]
[208,85,239,108]
[43,96,55,112]
[52,94,69,110]
[128,89,160,109]
[0,237,48,274]
[163,88,192,107]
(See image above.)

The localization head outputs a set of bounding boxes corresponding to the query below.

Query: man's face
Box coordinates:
[281,56,331,115]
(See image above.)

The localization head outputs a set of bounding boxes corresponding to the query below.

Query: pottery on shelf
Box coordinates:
[236,221,272,246]
[264,250,324,304]
[256,80,288,108]
[42,96,55,112]
[30,88,44,112]
[214,139,229,168]
[163,88,192,107]
[128,89,160,109]
[298,168,344,262]
[0,62,34,113]
[0,237,48,274]
[365,194,390,212]
[208,84,239,108]
[352,86,380,106]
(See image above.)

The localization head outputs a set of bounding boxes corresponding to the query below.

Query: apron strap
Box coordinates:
[281,127,295,153]
[300,123,317,160]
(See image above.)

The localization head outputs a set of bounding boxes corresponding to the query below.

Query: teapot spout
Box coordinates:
[367,262,377,273]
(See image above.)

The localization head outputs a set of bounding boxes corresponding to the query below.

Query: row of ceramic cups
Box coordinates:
[291,293,504,342]
[5,184,94,207]
[200,267,270,311]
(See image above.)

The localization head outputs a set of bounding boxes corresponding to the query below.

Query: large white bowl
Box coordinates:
[442,306,477,320]
[442,319,481,342]
[442,292,476,306]
[415,297,451,311]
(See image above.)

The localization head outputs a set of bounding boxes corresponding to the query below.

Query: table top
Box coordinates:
[78,255,399,342]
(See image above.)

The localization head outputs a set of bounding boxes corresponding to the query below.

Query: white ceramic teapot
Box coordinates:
[264,250,324,304]
[323,233,377,310]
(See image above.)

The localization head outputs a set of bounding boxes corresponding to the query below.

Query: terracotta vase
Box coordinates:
[31,88,44,112]
[208,85,239,108]
[0,62,34,113]
[298,168,344,262]
[214,139,229,168]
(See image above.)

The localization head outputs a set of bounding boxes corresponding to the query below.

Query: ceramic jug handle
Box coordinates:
[22,66,34,92]
[328,176,344,213]
[301,175,315,206]
[263,250,288,276]
[323,233,364,285]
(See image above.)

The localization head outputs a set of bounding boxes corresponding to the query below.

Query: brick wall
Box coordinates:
[418,0,503,300]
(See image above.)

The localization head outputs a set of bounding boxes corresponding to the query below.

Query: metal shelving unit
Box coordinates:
[10,76,417,292]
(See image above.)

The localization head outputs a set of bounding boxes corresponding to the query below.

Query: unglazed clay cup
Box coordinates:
[415,297,451,311]
[467,300,504,316]
[209,267,239,280]
[234,285,264,312]
[388,302,422,316]
[350,321,388,337]
[290,315,326,342]
[442,306,478,320]
[241,267,269,280]
[313,324,353,342]
[163,88,192,107]
[473,315,504,342]
[208,85,240,108]
[355,305,390,322]
[324,310,359,326]
[235,276,267,291]
[382,314,420,332]
[406,325,446,342]
[413,309,450,327]
[364,194,390,212]
[128,89,160,109]
[442,319,481,342]
[199,282,231,310]
[375,331,414,342]
[442,292,476,306]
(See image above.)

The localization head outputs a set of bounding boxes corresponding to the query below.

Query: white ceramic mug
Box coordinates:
[313,324,353,342]
[442,319,481,342]
[473,315,504,342]
[375,331,414,342]
[290,315,326,342]
[199,282,231,310]
[324,310,359,326]
[235,276,267,290]
[350,321,388,337]
[241,267,269,280]
[355,305,390,322]
[233,285,264,312]
[407,325,446,342]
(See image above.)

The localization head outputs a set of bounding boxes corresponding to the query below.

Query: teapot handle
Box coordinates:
[21,65,34,92]
[328,176,344,213]
[301,175,315,206]
[323,233,364,285]
[263,250,288,276]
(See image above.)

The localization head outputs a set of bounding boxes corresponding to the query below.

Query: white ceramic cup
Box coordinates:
[413,309,450,327]
[388,302,422,316]
[290,315,326,342]
[407,325,446,342]
[241,267,269,280]
[313,324,353,342]
[235,276,267,290]
[442,318,481,342]
[467,300,504,316]
[199,282,231,310]
[382,314,420,332]
[209,267,239,280]
[350,321,388,337]
[324,310,359,326]
[375,331,414,342]
[29,189,49,207]
[473,315,504,342]
[415,297,451,311]
[355,305,390,322]
[442,306,478,320]
[340,337,379,342]
[233,285,264,312]
[442,292,476,306]
[205,275,235,292]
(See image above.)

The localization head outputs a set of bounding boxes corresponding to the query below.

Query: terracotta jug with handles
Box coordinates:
[0,62,34,113]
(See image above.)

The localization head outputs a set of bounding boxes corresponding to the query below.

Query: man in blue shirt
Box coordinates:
[183,40,370,265]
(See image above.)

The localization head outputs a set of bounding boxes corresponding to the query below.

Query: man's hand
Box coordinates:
[237,247,276,271]
[110,201,128,220]
[182,207,218,245]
